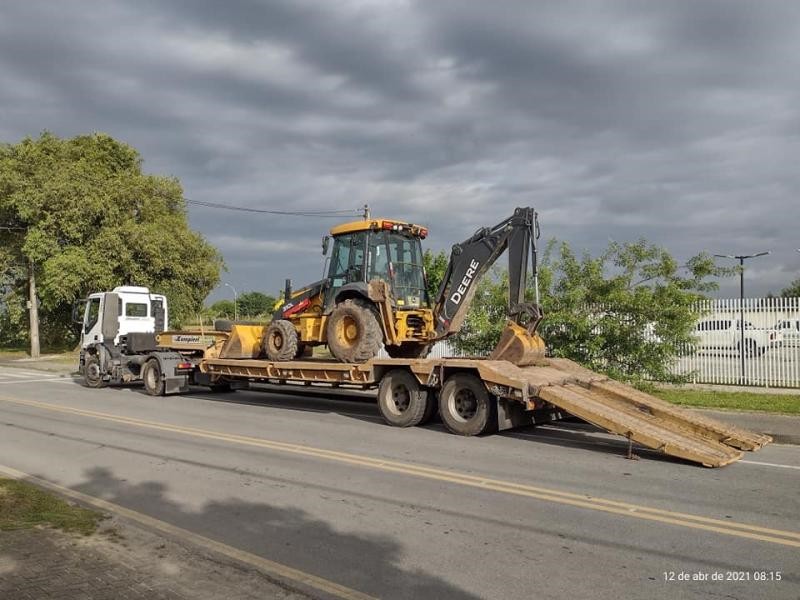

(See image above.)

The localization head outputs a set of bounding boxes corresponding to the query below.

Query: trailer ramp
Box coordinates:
[509,358,771,467]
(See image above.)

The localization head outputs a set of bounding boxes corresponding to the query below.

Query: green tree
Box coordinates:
[450,239,729,382]
[781,279,800,298]
[0,132,223,348]
[237,291,277,317]
[207,299,236,319]
[423,249,448,302]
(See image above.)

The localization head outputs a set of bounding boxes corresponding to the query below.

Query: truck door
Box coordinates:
[82,297,102,346]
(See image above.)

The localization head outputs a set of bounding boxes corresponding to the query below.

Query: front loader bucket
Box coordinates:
[490,320,546,366]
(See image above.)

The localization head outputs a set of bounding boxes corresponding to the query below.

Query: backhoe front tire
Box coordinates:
[326,299,382,363]
[377,369,429,427]
[438,373,497,436]
[264,320,299,361]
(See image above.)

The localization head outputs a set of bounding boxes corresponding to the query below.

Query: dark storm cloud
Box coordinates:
[1,0,798,299]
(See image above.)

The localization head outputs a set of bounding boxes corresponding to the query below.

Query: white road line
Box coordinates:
[0,377,75,385]
[740,460,800,470]
[0,371,41,379]
[0,370,60,378]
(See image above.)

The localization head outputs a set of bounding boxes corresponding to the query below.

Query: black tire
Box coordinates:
[377,369,429,427]
[142,359,165,396]
[326,298,383,363]
[385,343,432,359]
[83,355,107,389]
[209,382,233,393]
[264,320,299,361]
[214,319,233,332]
[438,373,497,436]
[419,390,438,425]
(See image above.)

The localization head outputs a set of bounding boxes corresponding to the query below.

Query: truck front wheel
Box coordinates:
[142,359,166,396]
[83,355,107,389]
[438,373,497,436]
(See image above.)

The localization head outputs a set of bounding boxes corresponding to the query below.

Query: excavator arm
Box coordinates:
[431,207,546,365]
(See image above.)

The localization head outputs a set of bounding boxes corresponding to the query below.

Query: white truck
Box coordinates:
[694,318,782,355]
[74,286,235,393]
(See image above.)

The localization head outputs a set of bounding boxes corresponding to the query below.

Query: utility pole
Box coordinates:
[28,260,40,359]
[714,251,770,384]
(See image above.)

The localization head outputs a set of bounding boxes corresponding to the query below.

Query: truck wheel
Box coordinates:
[438,373,497,436]
[385,343,432,359]
[377,369,429,427]
[264,320,299,361]
[326,299,382,363]
[142,359,166,396]
[83,355,107,389]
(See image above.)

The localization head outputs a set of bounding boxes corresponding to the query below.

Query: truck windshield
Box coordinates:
[368,231,429,308]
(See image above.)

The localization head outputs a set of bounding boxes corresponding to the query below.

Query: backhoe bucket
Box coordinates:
[490,320,546,366]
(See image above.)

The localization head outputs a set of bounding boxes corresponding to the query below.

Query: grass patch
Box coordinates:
[651,388,800,415]
[0,478,104,535]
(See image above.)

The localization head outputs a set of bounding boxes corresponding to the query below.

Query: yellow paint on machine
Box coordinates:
[1,395,798,548]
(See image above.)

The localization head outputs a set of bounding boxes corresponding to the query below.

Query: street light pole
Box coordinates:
[224,283,238,321]
[714,251,770,384]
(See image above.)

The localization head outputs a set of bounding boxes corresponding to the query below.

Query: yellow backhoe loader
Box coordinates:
[266,207,544,366]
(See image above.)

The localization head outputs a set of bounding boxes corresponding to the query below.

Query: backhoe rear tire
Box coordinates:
[377,369,429,427]
[438,373,497,436]
[385,343,432,359]
[326,299,382,363]
[264,320,299,361]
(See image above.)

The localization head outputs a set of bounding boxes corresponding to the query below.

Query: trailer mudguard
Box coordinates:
[148,351,190,395]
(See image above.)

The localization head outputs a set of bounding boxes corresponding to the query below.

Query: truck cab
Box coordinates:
[78,286,168,349]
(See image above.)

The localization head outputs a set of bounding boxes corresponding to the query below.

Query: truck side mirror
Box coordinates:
[322,235,330,255]
[71,300,86,324]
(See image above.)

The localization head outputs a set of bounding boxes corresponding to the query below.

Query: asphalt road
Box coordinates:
[0,366,798,600]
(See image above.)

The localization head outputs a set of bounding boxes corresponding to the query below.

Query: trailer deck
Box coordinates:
[200,354,771,467]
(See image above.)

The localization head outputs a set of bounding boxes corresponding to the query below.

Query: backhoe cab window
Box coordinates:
[327,233,367,305]
[369,231,428,309]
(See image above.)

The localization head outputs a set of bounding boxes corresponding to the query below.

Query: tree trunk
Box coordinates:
[28,261,40,359]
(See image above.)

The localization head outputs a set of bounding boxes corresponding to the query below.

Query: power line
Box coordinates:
[184,198,362,218]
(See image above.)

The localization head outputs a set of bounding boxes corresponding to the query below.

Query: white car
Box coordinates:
[773,319,800,347]
[694,319,782,356]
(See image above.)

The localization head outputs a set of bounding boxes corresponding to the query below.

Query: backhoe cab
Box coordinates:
[267,218,436,362]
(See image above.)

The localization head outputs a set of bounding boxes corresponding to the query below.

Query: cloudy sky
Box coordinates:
[2,0,799,300]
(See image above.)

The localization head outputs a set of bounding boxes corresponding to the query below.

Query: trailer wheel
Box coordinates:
[439,373,497,436]
[142,359,166,396]
[83,355,107,389]
[264,320,299,361]
[377,369,429,427]
[209,382,233,393]
[326,298,382,363]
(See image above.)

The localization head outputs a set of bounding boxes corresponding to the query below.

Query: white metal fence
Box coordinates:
[381,297,800,388]
[668,297,800,388]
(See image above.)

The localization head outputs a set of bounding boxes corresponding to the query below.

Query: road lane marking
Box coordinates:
[740,460,800,470]
[0,464,376,600]
[2,394,799,548]
[0,377,74,385]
